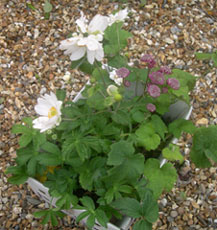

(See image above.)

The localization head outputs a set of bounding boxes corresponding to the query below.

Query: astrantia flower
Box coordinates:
[33,92,62,133]
[149,71,165,85]
[141,54,156,69]
[109,69,123,86]
[162,87,168,93]
[108,8,128,26]
[146,103,156,112]
[147,84,161,98]
[59,12,109,64]
[167,78,180,90]
[116,67,130,78]
[159,66,172,75]
[123,80,131,87]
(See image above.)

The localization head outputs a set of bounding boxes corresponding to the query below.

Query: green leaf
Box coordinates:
[43,0,53,13]
[41,142,61,155]
[76,210,90,223]
[50,212,58,226]
[143,158,177,199]
[95,209,108,228]
[132,111,145,123]
[7,174,28,185]
[112,198,141,218]
[34,210,48,218]
[135,123,161,151]
[195,52,212,60]
[41,212,51,225]
[155,94,171,115]
[37,153,62,166]
[162,144,184,163]
[104,22,132,55]
[170,69,196,91]
[111,110,131,126]
[12,124,31,134]
[133,219,152,230]
[80,196,95,211]
[168,118,196,138]
[151,115,167,139]
[75,141,91,162]
[56,89,66,102]
[190,126,217,168]
[107,140,135,166]
[27,157,37,176]
[212,52,217,67]
[19,134,32,147]
[86,214,95,229]
[140,189,159,223]
[79,60,95,74]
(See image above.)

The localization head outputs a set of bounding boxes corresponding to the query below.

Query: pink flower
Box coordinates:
[159,66,172,75]
[162,87,168,93]
[147,84,161,98]
[149,71,165,85]
[123,80,131,87]
[140,54,156,69]
[146,103,156,112]
[116,67,130,78]
[167,78,180,90]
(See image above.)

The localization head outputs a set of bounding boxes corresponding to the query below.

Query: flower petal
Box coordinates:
[69,46,86,61]
[88,15,109,33]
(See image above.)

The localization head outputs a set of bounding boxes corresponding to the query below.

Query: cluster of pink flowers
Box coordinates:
[141,55,180,113]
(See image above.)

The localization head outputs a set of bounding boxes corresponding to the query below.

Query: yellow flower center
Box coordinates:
[48,107,57,118]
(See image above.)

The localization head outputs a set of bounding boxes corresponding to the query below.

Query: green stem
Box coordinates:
[95,62,107,88]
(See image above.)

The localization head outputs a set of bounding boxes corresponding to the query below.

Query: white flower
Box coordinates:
[59,12,109,64]
[33,92,62,133]
[109,69,123,86]
[59,34,104,64]
[108,8,128,26]
[76,12,109,36]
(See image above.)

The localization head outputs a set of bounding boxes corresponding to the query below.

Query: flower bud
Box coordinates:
[140,54,156,69]
[51,134,57,140]
[116,67,130,78]
[147,84,161,98]
[167,78,180,90]
[146,103,156,112]
[106,85,119,96]
[123,80,131,87]
[114,93,122,102]
[149,71,165,85]
[159,66,172,75]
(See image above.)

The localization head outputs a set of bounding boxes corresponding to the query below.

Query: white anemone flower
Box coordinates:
[76,12,109,36]
[59,12,108,64]
[109,69,123,86]
[108,8,128,26]
[33,92,62,133]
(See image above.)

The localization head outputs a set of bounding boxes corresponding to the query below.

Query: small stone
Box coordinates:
[171,26,181,34]
[164,38,174,44]
[147,39,153,45]
[31,221,39,227]
[160,198,167,207]
[178,207,185,215]
[170,210,178,218]
[13,206,22,215]
[196,118,209,125]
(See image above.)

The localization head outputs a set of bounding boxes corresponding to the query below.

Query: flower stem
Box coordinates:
[95,62,107,88]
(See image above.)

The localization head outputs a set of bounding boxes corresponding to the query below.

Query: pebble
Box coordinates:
[170,26,181,34]
[164,38,174,44]
[160,198,167,207]
[170,210,178,218]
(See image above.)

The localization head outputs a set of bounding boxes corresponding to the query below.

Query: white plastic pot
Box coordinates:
[27,85,192,230]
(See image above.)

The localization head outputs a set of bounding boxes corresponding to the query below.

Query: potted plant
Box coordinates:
[6,9,217,230]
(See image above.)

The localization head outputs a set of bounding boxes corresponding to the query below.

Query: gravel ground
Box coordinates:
[0,0,217,229]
